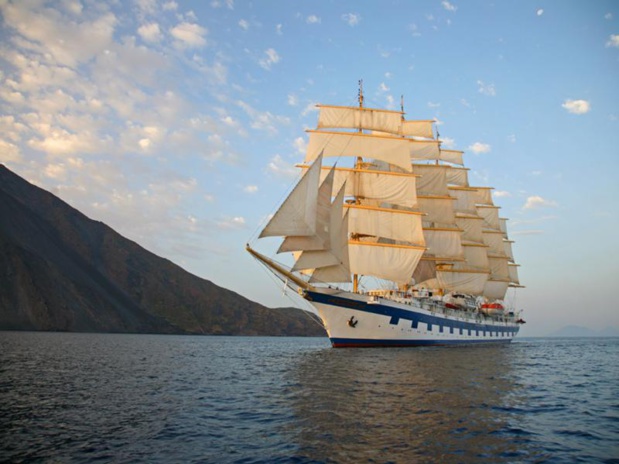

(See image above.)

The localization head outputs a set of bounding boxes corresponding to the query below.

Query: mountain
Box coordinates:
[0,165,325,336]
[547,325,619,338]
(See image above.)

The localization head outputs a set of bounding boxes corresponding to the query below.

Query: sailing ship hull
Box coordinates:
[304,289,520,347]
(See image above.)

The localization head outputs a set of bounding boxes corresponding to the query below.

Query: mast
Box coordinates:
[353,79,363,293]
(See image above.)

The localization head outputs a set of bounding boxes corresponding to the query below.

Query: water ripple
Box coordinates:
[0,333,618,463]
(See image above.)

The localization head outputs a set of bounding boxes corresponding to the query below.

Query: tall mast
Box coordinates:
[353,80,364,293]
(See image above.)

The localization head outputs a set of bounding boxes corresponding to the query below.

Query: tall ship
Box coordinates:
[247,84,525,347]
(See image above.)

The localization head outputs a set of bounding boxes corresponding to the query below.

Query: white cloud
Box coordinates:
[440,137,455,148]
[511,229,544,236]
[276,24,283,35]
[236,100,289,134]
[523,195,557,209]
[287,94,298,106]
[507,134,516,143]
[468,142,491,154]
[605,13,613,20]
[562,99,591,114]
[606,34,619,48]
[267,154,298,179]
[342,13,360,26]
[138,23,162,42]
[409,23,421,37]
[477,80,496,96]
[442,1,457,12]
[536,9,544,16]
[259,48,281,70]
[0,139,23,162]
[293,137,307,154]
[238,19,249,31]
[243,185,258,194]
[306,15,321,24]
[170,22,207,47]
[217,216,246,230]
[493,190,511,198]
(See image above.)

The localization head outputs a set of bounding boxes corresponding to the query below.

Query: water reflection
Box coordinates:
[288,344,539,463]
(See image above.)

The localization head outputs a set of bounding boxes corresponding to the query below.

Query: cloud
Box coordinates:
[468,142,491,154]
[523,195,557,209]
[236,100,289,134]
[511,229,544,236]
[493,190,511,198]
[243,185,258,194]
[259,48,281,70]
[606,34,619,48]
[287,94,298,106]
[138,23,162,42]
[306,15,321,24]
[562,99,591,114]
[238,19,249,30]
[342,13,360,26]
[477,80,496,96]
[442,1,457,12]
[536,9,544,16]
[266,155,298,179]
[0,139,23,162]
[170,22,207,47]
[276,24,283,35]
[217,216,246,230]
[293,137,307,154]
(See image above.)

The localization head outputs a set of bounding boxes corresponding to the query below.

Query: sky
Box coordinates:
[1,0,618,337]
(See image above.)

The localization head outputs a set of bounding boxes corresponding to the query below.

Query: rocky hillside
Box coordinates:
[0,165,325,336]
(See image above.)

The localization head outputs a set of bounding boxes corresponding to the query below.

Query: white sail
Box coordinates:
[483,231,506,256]
[499,218,508,238]
[292,183,349,272]
[508,263,521,285]
[347,204,425,245]
[417,196,456,225]
[483,280,510,300]
[455,215,484,244]
[460,243,489,270]
[437,267,488,295]
[260,154,322,238]
[439,149,464,165]
[450,187,478,216]
[473,187,494,206]
[317,104,403,134]
[306,130,413,172]
[422,228,463,259]
[488,256,510,280]
[401,120,435,138]
[446,167,469,187]
[414,164,449,196]
[277,167,335,252]
[409,140,442,161]
[305,166,419,209]
[503,240,515,262]
[478,205,501,231]
[349,240,424,284]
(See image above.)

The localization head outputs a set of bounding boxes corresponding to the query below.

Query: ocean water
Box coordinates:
[0,333,617,464]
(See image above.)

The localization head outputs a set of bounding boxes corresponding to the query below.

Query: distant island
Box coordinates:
[0,165,326,337]
[547,325,619,338]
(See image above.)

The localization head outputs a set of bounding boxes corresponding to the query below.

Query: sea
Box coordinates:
[1,333,617,464]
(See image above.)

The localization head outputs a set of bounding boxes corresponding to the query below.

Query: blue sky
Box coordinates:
[1,0,618,336]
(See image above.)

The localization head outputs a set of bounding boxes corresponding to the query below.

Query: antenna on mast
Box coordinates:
[358,79,364,108]
[400,95,405,118]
